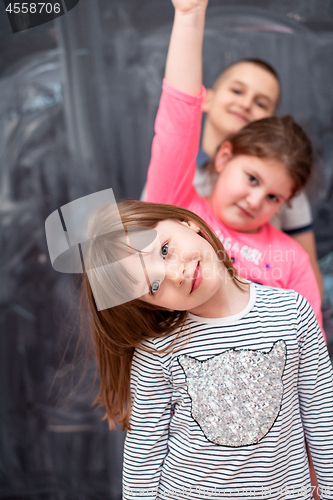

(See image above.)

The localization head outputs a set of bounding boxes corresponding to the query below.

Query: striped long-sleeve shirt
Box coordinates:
[123,283,333,500]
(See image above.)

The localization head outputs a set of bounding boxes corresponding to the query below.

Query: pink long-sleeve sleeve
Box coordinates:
[283,240,324,335]
[146,80,205,207]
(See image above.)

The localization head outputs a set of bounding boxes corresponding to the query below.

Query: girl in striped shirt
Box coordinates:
[82,199,333,500]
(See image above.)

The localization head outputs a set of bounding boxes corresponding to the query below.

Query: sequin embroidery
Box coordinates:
[178,340,286,447]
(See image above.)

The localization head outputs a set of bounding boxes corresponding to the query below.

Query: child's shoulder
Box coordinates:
[227,222,309,261]
[253,281,310,313]
[135,328,182,355]
[262,222,309,255]
[263,222,298,242]
[254,281,297,297]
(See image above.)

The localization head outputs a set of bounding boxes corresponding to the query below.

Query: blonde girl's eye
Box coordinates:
[150,280,160,295]
[160,244,169,258]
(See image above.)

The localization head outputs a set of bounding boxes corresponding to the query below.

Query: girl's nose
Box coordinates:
[165,260,186,286]
[247,190,264,210]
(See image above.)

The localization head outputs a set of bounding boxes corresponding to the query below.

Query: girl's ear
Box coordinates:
[215,141,233,173]
[201,89,214,113]
[179,220,201,233]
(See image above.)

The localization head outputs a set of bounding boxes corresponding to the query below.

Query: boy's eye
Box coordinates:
[267,194,279,203]
[255,100,267,110]
[150,280,160,295]
[160,244,169,258]
[231,88,242,95]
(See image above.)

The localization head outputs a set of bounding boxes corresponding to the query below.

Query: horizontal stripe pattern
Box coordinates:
[123,284,333,500]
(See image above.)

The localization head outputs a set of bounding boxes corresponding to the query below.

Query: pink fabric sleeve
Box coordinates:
[146,80,205,207]
[286,246,324,338]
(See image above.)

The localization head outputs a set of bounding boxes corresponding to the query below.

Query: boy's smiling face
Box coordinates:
[202,62,280,139]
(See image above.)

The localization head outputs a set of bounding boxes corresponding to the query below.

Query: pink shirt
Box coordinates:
[146,80,324,335]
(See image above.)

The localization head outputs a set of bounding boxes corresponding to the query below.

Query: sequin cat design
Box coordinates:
[178,340,286,447]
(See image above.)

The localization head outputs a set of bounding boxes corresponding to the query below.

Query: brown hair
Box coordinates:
[207,115,313,196]
[213,58,281,109]
[81,201,241,431]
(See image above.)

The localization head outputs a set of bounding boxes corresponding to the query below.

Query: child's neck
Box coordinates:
[201,118,228,159]
[189,270,250,319]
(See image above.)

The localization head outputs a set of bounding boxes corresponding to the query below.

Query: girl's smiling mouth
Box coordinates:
[236,204,254,218]
[191,262,202,293]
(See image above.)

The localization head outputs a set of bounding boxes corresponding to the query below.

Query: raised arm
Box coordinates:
[166,0,208,95]
[146,0,208,207]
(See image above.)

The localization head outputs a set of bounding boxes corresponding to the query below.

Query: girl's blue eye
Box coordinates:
[150,280,160,294]
[161,244,169,258]
[149,245,168,295]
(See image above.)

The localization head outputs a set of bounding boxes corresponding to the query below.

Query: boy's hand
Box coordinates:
[166,0,207,95]
[172,0,208,13]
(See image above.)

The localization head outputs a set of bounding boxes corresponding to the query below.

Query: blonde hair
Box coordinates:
[81,200,241,430]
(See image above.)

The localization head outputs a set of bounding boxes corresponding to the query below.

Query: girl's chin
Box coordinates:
[223,219,260,234]
[217,210,261,233]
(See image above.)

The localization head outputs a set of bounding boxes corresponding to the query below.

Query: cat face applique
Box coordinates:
[178,340,286,447]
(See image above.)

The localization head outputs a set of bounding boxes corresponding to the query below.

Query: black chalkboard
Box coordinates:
[0,1,333,498]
